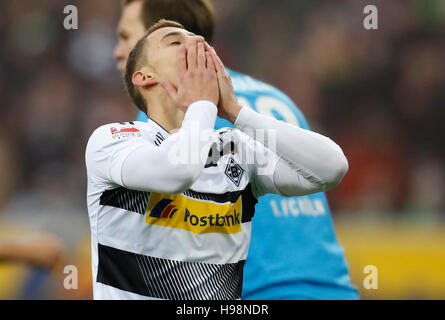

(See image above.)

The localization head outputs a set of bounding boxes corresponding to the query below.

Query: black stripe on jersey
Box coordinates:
[99,184,257,222]
[154,132,165,146]
[97,243,245,300]
[100,187,150,215]
[183,183,257,223]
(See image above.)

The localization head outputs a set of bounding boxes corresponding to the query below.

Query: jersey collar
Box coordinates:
[148,117,170,136]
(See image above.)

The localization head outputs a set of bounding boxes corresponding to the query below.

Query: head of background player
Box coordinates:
[114,0,215,73]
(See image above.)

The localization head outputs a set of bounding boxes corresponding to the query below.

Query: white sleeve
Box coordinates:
[85,101,217,194]
[234,107,349,197]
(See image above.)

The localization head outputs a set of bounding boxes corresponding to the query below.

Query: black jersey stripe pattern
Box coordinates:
[154,132,165,146]
[100,187,150,215]
[99,184,257,222]
[97,243,244,300]
[183,184,257,223]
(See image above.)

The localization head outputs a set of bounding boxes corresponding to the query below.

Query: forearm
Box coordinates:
[0,241,38,263]
[0,241,20,261]
[119,101,218,193]
[234,107,348,192]
[0,236,63,268]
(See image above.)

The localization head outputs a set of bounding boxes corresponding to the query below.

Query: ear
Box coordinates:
[132,66,158,88]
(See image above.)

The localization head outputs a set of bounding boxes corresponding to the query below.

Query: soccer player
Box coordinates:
[114,0,359,299]
[86,20,348,300]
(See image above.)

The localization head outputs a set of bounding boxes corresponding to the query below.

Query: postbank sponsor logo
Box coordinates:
[146,193,243,234]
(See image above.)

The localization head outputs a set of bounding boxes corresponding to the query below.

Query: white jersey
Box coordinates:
[85,101,348,300]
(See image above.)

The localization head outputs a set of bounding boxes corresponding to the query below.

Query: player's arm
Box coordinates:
[87,41,219,194]
[207,44,348,197]
[86,103,216,194]
[0,234,64,269]
[235,107,348,197]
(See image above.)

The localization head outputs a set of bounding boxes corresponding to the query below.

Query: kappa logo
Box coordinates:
[154,132,165,146]
[225,158,244,187]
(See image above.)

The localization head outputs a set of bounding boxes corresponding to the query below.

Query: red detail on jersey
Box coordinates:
[120,128,140,133]
[162,204,176,218]
[110,127,140,134]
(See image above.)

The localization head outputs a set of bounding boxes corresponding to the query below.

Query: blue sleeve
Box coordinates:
[217,69,311,131]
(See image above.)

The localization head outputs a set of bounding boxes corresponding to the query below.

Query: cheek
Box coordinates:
[157,53,180,84]
[118,42,132,60]
[169,61,181,86]
[159,65,178,86]
[127,39,139,55]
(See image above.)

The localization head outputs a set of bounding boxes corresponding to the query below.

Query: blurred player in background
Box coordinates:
[0,233,63,269]
[0,233,64,299]
[114,0,358,299]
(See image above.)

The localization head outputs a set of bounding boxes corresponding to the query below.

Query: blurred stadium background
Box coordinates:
[0,0,444,299]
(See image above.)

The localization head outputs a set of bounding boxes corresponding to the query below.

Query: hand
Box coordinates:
[205,43,242,124]
[161,41,219,112]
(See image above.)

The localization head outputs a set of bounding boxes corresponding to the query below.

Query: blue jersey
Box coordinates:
[135,69,359,300]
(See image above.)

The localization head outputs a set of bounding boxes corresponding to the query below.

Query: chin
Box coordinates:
[117,63,126,74]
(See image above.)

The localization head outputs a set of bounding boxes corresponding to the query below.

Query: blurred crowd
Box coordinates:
[0,0,444,231]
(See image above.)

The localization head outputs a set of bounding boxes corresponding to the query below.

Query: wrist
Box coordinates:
[233,105,267,132]
[184,100,218,128]
[226,102,243,124]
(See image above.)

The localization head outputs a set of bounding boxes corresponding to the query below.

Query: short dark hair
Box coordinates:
[122,0,215,42]
[124,19,185,113]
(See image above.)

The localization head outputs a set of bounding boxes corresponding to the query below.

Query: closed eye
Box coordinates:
[171,41,181,45]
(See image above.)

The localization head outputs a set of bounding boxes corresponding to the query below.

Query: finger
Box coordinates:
[207,46,220,73]
[203,43,216,70]
[203,41,212,54]
[197,42,206,70]
[209,46,225,74]
[177,44,187,77]
[160,81,178,100]
[205,51,216,72]
[187,41,198,71]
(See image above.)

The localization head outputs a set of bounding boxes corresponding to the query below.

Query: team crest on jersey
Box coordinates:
[225,158,244,187]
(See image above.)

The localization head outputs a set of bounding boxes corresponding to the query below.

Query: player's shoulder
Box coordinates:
[227,68,291,99]
[88,121,141,142]
[86,121,155,154]
[227,68,278,94]
[229,70,296,109]
[227,68,310,130]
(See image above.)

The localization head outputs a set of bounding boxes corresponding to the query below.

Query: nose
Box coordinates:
[114,41,125,61]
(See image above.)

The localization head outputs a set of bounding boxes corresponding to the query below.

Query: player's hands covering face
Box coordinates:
[161,40,219,112]
[205,43,242,124]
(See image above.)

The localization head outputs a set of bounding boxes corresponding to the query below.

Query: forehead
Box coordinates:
[120,1,143,25]
[146,27,190,45]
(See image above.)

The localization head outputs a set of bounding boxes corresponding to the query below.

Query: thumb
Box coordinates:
[160,81,178,100]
